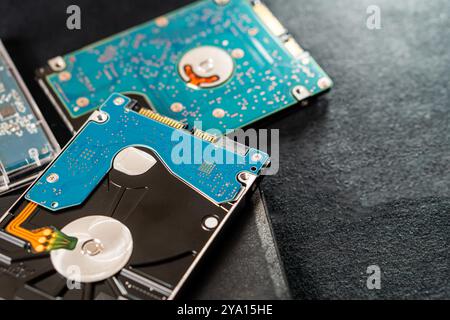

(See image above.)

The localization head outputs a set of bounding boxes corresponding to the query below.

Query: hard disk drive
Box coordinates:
[38,0,332,133]
[0,93,270,300]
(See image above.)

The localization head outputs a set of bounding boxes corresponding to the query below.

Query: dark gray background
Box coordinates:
[0,0,448,299]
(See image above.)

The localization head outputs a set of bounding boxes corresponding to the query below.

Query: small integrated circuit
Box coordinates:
[38,0,332,133]
[0,40,59,194]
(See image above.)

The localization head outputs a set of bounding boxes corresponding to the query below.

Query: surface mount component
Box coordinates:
[38,0,333,133]
[0,93,270,300]
[0,40,59,194]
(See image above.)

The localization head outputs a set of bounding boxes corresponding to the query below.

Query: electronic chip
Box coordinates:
[38,0,333,133]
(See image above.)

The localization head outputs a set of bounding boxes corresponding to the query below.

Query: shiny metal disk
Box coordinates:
[178,46,234,88]
[113,147,157,176]
[50,216,133,283]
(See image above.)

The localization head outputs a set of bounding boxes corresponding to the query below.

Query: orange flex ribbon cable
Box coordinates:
[184,65,219,87]
[6,201,77,253]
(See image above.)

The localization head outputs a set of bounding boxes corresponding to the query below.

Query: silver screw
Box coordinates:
[318,77,332,89]
[46,173,59,183]
[82,239,104,256]
[202,216,219,231]
[113,97,126,106]
[48,56,66,72]
[95,111,109,123]
[238,172,250,182]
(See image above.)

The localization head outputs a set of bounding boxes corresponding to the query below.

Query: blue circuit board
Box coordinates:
[43,0,332,133]
[0,41,58,192]
[26,93,269,211]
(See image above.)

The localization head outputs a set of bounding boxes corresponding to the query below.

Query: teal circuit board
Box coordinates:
[0,41,59,194]
[26,93,269,211]
[39,0,332,133]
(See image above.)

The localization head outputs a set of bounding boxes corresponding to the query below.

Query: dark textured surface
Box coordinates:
[260,0,450,299]
[0,0,449,299]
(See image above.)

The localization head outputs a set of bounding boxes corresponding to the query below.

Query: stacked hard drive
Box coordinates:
[0,0,332,300]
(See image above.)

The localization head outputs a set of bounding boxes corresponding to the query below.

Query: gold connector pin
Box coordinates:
[138,109,185,130]
[193,129,219,143]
